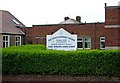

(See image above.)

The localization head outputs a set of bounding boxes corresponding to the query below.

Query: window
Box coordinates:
[12,19,20,25]
[77,38,83,49]
[84,37,91,49]
[15,36,21,46]
[36,37,40,44]
[3,35,10,48]
[43,37,46,45]
[77,37,91,49]
[100,37,105,49]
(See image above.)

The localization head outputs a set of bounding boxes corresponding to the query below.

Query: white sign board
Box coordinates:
[46,28,77,50]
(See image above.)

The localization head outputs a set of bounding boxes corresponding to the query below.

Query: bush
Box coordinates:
[2,45,120,77]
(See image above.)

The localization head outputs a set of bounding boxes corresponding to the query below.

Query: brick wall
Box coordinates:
[105,6,120,25]
[21,5,120,50]
[23,23,105,49]
[105,6,120,49]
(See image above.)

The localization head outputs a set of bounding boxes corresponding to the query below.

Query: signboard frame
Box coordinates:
[46,28,77,51]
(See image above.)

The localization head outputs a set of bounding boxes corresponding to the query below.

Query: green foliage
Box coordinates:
[2,45,120,77]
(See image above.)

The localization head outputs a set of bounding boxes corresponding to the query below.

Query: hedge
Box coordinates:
[2,45,120,77]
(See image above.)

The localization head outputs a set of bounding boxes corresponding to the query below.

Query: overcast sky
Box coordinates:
[0,0,120,27]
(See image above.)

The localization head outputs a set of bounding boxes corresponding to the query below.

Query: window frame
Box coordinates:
[77,37,91,49]
[36,36,40,44]
[15,35,21,46]
[3,35,10,48]
[100,36,105,50]
[12,19,20,25]
[77,37,84,49]
[43,36,46,45]
[84,37,91,49]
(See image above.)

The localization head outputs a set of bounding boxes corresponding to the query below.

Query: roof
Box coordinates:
[32,22,104,27]
[0,10,25,35]
[59,18,81,24]
[105,6,120,9]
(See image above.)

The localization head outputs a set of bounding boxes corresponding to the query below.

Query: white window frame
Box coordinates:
[15,35,21,46]
[3,35,10,48]
[84,37,91,49]
[77,37,91,49]
[100,37,105,49]
[77,37,83,49]
[12,19,20,25]
[36,36,40,44]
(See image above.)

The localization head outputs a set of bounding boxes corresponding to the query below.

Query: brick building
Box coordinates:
[22,3,120,50]
[1,3,119,50]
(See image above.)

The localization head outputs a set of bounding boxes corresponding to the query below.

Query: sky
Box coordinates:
[0,0,120,27]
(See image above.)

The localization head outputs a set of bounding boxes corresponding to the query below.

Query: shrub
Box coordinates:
[2,45,120,77]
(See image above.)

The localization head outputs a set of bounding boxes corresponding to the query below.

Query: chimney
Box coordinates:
[118,1,120,6]
[105,3,107,7]
[76,16,81,22]
[64,17,69,21]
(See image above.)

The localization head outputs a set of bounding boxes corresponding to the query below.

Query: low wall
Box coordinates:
[2,75,120,83]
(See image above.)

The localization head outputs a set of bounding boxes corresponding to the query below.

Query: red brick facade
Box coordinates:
[105,5,120,49]
[105,6,120,25]
[21,4,120,50]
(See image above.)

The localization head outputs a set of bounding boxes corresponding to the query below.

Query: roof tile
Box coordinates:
[0,10,25,35]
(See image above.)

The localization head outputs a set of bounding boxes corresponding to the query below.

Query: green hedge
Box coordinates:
[2,45,120,77]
